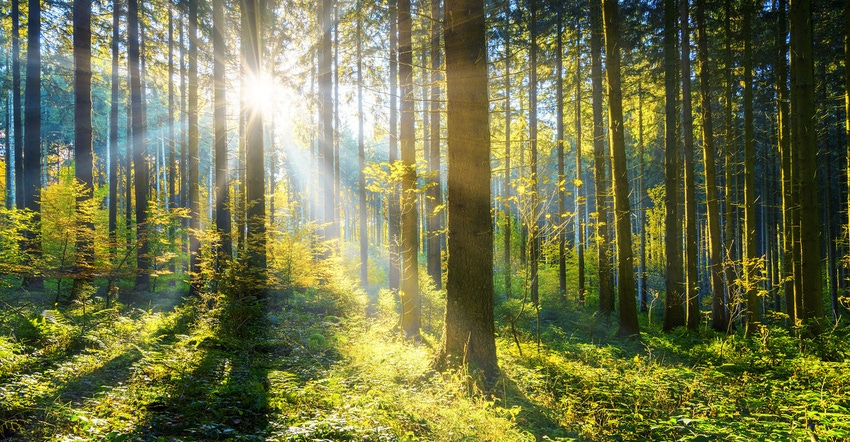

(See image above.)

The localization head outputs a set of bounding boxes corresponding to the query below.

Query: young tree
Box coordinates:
[602,0,639,337]
[590,0,614,314]
[437,0,498,382]
[399,0,420,341]
[73,0,94,296]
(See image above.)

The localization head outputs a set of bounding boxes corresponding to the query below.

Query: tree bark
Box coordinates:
[357,0,368,287]
[603,0,639,337]
[388,1,400,294]
[663,0,685,331]
[12,0,23,211]
[73,0,94,297]
[320,0,336,245]
[590,0,614,314]
[528,0,540,307]
[437,0,498,382]
[187,0,200,294]
[743,0,759,333]
[427,0,444,291]
[213,0,231,259]
[556,10,567,299]
[681,0,699,331]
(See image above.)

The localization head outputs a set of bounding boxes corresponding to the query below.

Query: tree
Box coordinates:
[12,0,23,211]
[602,0,639,337]
[790,0,823,332]
[574,17,585,304]
[243,0,266,282]
[556,9,567,298]
[663,0,684,332]
[590,0,614,315]
[128,0,149,290]
[697,0,728,333]
[778,0,795,327]
[528,0,540,307]
[73,0,94,297]
[427,0,444,290]
[187,0,200,293]
[681,0,699,331]
[357,0,368,287]
[742,0,758,332]
[503,0,512,300]
[399,0,420,341]
[213,0,231,258]
[24,0,43,289]
[436,0,498,382]
[320,0,336,244]
[388,1,400,294]
[109,0,120,247]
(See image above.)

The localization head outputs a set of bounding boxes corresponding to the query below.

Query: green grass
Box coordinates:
[1,268,848,441]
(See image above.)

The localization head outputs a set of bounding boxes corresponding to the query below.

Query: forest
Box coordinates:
[0,0,849,439]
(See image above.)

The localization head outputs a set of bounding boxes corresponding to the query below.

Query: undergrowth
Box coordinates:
[0,259,848,441]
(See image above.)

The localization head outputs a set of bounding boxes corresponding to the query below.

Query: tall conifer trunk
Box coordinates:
[73,0,94,297]
[427,0,444,290]
[213,0,231,258]
[681,0,699,330]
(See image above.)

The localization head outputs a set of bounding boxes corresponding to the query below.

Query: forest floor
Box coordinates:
[1,274,850,441]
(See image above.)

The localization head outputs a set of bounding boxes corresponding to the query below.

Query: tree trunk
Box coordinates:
[742,0,759,333]
[663,0,685,331]
[187,0,200,294]
[697,0,728,332]
[427,0,444,291]
[243,0,267,284]
[109,0,121,246]
[777,0,796,327]
[12,0,23,211]
[357,0,368,287]
[556,10,567,299]
[399,0,420,341]
[591,0,614,314]
[790,0,823,333]
[213,0,231,259]
[603,0,639,337]
[528,0,540,307]
[320,0,336,245]
[23,0,43,290]
[73,0,94,297]
[723,0,736,327]
[388,1,400,294]
[681,0,699,331]
[437,0,498,382]
[574,20,585,304]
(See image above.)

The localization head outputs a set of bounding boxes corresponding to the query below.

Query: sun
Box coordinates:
[242,72,276,114]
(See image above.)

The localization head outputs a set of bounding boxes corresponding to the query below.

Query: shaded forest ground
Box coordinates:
[1,265,849,441]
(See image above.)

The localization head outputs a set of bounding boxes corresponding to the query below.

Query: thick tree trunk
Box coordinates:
[437,0,498,382]
[663,0,685,331]
[603,0,639,337]
[399,0,420,341]
[590,0,614,314]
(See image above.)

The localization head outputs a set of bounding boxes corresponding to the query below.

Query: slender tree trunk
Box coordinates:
[437,0,498,382]
[12,0,23,211]
[556,11,567,299]
[698,0,728,332]
[427,0,444,290]
[357,0,368,287]
[778,0,796,326]
[243,0,266,284]
[388,1,400,293]
[663,0,685,331]
[399,0,420,341]
[109,0,121,245]
[213,0,231,259]
[187,0,200,294]
[723,0,736,327]
[638,80,647,312]
[742,0,759,332]
[528,0,540,307]
[73,0,94,297]
[603,0,639,337]
[503,4,512,299]
[681,0,699,330]
[591,0,614,314]
[790,0,823,332]
[23,0,43,290]
[574,21,585,304]
[320,0,336,245]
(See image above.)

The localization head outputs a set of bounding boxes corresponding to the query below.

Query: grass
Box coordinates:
[0,267,849,441]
